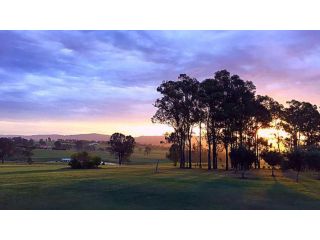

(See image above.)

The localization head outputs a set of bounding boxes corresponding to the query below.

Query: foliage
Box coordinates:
[230,146,256,178]
[108,133,135,165]
[69,151,101,169]
[166,144,180,166]
[305,149,320,179]
[287,149,306,182]
[260,150,284,176]
[0,138,15,164]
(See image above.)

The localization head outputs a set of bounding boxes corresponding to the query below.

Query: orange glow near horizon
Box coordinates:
[0,120,173,137]
[258,127,289,151]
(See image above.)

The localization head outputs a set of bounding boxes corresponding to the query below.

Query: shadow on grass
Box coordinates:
[0,167,105,176]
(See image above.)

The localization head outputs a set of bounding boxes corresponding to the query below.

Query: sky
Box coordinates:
[0,30,320,136]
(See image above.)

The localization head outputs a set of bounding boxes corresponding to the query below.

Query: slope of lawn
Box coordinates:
[0,163,319,209]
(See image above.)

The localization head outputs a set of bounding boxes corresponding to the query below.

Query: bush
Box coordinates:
[280,159,290,171]
[230,146,256,178]
[287,149,306,182]
[69,151,101,169]
[260,151,284,177]
[305,150,320,179]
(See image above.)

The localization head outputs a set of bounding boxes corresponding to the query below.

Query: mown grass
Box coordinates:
[0,163,319,209]
[32,147,170,164]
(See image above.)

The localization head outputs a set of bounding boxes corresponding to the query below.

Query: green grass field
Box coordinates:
[32,147,170,164]
[0,162,320,209]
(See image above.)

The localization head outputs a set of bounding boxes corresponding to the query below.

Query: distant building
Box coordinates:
[61,158,71,163]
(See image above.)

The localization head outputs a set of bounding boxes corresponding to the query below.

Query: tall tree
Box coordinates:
[152,75,200,168]
[199,76,223,170]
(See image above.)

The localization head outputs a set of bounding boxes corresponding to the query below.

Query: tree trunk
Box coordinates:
[212,140,217,169]
[272,166,275,177]
[188,136,192,169]
[179,136,184,168]
[241,170,245,179]
[207,140,211,170]
[199,122,202,169]
[239,129,243,147]
[296,171,300,182]
[182,139,186,168]
[225,144,229,171]
[256,132,260,169]
[118,153,121,165]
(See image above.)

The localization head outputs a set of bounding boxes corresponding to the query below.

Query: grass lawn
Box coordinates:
[0,163,320,209]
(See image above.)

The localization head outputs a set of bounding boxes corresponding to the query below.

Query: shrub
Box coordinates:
[230,147,256,179]
[287,149,306,182]
[280,159,290,171]
[260,151,284,177]
[69,151,101,169]
[305,150,320,179]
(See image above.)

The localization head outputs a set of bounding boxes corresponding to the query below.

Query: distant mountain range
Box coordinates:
[0,133,167,146]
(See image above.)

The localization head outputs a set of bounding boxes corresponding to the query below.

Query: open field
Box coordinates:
[0,163,320,209]
[32,147,170,165]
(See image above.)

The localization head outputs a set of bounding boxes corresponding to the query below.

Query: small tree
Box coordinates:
[54,140,62,149]
[0,138,15,164]
[287,149,306,182]
[69,151,101,169]
[39,139,46,146]
[108,133,135,165]
[230,147,256,179]
[260,150,284,177]
[305,150,320,179]
[144,146,152,156]
[166,144,180,166]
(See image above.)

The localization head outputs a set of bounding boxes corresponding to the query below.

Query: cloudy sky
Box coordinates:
[0,30,319,136]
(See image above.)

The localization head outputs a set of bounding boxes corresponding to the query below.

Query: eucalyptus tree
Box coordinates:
[229,74,257,148]
[249,95,272,168]
[152,75,200,168]
[178,74,201,169]
[283,100,320,150]
[108,133,135,165]
[260,96,284,152]
[199,76,224,170]
[298,102,320,147]
[152,80,186,167]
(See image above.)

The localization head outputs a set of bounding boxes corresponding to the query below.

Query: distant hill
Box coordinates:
[0,133,167,146]
[134,136,167,146]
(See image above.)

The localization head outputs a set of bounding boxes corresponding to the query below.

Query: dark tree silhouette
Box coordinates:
[305,150,320,179]
[230,146,256,179]
[152,75,199,168]
[108,133,135,165]
[54,140,62,149]
[260,150,284,177]
[167,144,180,166]
[0,138,14,164]
[287,149,306,182]
[69,151,101,169]
[152,69,320,177]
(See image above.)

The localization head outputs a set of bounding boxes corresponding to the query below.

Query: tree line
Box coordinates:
[152,69,320,180]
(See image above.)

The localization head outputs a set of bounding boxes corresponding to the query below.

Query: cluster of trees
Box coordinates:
[69,151,102,169]
[0,137,34,164]
[108,133,136,165]
[152,69,320,179]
